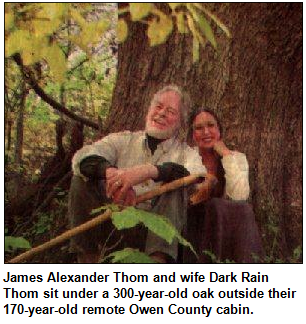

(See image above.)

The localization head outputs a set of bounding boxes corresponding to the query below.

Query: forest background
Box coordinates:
[4,3,302,263]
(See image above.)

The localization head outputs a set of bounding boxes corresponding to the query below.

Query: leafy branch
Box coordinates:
[13,53,99,130]
[118,3,231,62]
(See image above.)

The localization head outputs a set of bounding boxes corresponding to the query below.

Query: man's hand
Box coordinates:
[213,140,232,157]
[112,187,137,206]
[106,165,158,202]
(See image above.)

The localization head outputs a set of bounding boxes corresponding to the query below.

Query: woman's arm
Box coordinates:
[213,140,250,200]
[221,151,250,200]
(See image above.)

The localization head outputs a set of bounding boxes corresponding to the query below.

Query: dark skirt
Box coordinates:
[183,198,265,263]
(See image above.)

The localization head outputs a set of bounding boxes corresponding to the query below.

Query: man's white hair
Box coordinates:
[150,84,191,134]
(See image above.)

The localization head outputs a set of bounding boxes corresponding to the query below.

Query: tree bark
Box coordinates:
[107,3,302,259]
[14,84,27,167]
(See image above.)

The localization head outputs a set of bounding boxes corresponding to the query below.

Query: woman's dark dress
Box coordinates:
[184,158,264,263]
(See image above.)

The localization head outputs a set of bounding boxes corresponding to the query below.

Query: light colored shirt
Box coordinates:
[221,151,250,200]
[72,131,206,207]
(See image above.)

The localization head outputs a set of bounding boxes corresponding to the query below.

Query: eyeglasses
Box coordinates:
[151,103,179,117]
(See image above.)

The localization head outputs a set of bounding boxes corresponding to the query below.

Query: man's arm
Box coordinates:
[79,155,112,179]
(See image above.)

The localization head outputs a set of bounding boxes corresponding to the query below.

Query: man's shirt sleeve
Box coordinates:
[72,132,129,177]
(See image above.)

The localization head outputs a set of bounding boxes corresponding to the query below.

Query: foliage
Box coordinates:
[5,235,31,252]
[111,206,197,256]
[5,4,117,181]
[204,245,302,264]
[203,250,236,264]
[105,248,157,263]
[118,3,231,62]
[5,3,110,83]
[91,204,197,263]
[32,213,53,235]
[263,245,302,264]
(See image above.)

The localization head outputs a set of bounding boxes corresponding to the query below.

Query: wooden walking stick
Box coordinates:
[8,173,208,264]
[190,173,218,205]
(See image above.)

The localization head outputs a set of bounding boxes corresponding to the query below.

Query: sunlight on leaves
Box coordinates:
[196,13,217,49]
[45,44,67,83]
[6,30,31,57]
[192,37,200,63]
[117,18,128,43]
[147,11,173,46]
[22,36,48,66]
[188,4,217,49]
[175,12,189,34]
[129,3,152,21]
[5,12,14,30]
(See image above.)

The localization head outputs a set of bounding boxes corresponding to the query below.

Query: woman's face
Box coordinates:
[193,112,221,150]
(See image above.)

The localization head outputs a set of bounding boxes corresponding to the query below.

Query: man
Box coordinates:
[69,85,206,263]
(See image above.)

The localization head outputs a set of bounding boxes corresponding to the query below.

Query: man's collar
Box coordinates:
[144,132,177,153]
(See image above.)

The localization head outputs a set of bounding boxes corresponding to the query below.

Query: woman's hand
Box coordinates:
[190,174,218,205]
[213,140,232,157]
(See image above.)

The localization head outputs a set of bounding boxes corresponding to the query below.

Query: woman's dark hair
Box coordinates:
[188,107,225,196]
[188,107,223,143]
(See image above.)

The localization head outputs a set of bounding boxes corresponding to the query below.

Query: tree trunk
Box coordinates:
[14,84,27,167]
[6,120,13,152]
[107,3,302,260]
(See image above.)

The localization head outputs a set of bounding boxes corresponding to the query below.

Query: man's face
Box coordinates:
[145,90,181,139]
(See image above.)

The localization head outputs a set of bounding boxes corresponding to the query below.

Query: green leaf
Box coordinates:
[44,43,66,83]
[203,250,217,262]
[5,12,14,31]
[33,3,68,36]
[70,7,87,28]
[134,209,177,245]
[22,36,48,65]
[186,14,202,62]
[129,3,152,21]
[111,206,197,256]
[192,37,200,63]
[147,13,173,46]
[78,20,108,49]
[117,19,128,43]
[112,207,141,229]
[36,3,68,21]
[106,248,157,263]
[5,30,31,57]
[196,13,217,49]
[5,236,31,252]
[32,19,61,37]
[293,246,302,260]
[188,4,217,49]
[193,3,231,38]
[175,12,188,34]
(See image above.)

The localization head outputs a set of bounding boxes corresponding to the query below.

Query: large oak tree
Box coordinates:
[106,3,302,260]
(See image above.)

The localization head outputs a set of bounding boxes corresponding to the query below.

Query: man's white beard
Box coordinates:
[145,123,179,139]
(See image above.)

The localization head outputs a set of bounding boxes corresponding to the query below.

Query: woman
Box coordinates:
[184,108,264,263]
